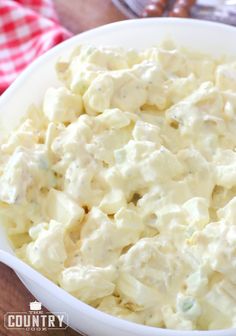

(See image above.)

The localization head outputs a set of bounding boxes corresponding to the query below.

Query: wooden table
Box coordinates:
[55,0,125,33]
[0,1,126,335]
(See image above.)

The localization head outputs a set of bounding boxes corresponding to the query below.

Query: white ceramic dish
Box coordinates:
[0,18,236,336]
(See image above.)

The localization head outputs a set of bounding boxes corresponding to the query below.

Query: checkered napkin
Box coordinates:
[0,0,72,93]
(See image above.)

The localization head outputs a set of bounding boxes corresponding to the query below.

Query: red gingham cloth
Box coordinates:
[0,0,72,93]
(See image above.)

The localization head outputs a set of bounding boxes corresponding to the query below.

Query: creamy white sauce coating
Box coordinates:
[1,43,236,330]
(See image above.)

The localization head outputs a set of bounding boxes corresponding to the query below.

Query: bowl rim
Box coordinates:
[1,17,236,336]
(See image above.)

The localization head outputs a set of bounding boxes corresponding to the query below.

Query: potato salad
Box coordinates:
[1,42,236,330]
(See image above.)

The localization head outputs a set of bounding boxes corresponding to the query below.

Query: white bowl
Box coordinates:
[0,18,236,336]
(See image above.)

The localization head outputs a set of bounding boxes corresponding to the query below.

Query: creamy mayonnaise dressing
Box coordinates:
[1,43,236,330]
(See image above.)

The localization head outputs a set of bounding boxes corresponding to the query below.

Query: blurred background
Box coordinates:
[54,0,126,33]
[54,0,236,33]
